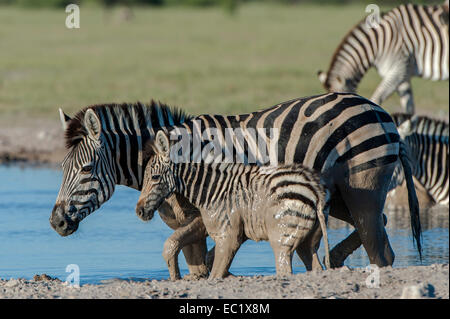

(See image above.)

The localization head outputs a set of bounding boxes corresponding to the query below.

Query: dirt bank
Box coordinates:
[0,120,65,166]
[0,264,447,299]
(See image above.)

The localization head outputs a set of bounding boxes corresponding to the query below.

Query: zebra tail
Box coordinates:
[317,193,331,269]
[399,141,423,260]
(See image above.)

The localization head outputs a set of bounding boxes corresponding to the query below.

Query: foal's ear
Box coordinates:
[84,109,102,140]
[155,130,170,156]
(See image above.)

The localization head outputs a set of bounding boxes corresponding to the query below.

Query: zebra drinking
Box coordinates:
[318,1,449,114]
[51,93,421,279]
[136,130,331,279]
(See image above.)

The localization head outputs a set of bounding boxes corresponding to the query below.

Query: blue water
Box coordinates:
[0,166,448,284]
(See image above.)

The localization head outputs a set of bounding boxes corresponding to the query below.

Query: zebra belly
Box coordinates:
[240,204,271,242]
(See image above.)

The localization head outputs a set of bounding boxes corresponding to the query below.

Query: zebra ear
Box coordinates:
[59,108,71,131]
[84,109,102,140]
[317,70,327,84]
[155,130,170,157]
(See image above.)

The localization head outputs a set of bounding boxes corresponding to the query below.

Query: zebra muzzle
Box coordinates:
[50,203,79,236]
[135,199,155,222]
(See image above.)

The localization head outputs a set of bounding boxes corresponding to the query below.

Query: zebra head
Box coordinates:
[50,108,115,236]
[317,70,357,94]
[136,131,175,222]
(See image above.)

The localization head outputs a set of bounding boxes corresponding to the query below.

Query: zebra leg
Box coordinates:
[209,234,243,279]
[296,223,324,271]
[326,191,360,268]
[179,218,210,280]
[397,80,415,114]
[327,213,388,267]
[158,196,209,280]
[327,199,389,268]
[370,65,408,107]
[271,240,295,276]
[162,216,208,280]
[206,240,246,277]
[338,164,396,267]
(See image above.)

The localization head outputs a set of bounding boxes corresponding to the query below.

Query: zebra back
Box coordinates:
[170,93,400,176]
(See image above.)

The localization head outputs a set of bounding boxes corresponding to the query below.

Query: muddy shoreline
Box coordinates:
[0,264,447,299]
[0,120,65,167]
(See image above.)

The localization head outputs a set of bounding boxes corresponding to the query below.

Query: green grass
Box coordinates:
[0,3,448,122]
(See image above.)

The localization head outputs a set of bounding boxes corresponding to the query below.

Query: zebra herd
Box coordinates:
[50,2,448,280]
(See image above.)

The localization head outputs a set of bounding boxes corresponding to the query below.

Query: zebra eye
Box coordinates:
[151,175,160,181]
[81,165,93,174]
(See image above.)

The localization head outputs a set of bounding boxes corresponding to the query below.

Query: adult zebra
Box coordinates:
[317,1,449,114]
[389,113,449,207]
[50,93,421,279]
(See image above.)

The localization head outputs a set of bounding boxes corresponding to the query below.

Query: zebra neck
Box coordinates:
[173,162,244,210]
[104,128,153,190]
[327,21,379,89]
[173,162,200,206]
[98,105,189,190]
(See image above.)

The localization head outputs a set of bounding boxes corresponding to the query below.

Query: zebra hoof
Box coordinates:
[327,252,345,269]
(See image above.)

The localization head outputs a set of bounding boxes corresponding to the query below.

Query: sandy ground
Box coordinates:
[0,264,447,299]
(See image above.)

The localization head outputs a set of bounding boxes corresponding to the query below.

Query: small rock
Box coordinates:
[401,283,435,299]
[351,283,360,292]
[4,280,19,288]
[33,274,57,282]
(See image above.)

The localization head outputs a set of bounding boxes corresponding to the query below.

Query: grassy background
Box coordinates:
[0,2,448,122]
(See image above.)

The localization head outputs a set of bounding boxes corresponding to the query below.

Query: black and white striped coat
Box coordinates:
[51,93,421,279]
[318,1,449,114]
[389,113,449,206]
[136,130,330,279]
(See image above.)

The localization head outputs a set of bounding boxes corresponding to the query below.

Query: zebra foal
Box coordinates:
[136,131,331,279]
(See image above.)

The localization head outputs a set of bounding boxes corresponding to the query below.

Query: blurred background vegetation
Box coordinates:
[0,0,447,122]
[0,0,442,7]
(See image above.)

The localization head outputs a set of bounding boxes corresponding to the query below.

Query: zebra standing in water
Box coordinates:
[389,113,449,207]
[318,1,449,114]
[51,93,421,280]
[53,102,211,279]
[136,131,331,279]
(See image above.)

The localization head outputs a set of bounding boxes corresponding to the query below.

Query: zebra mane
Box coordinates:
[64,100,191,149]
[391,112,449,143]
